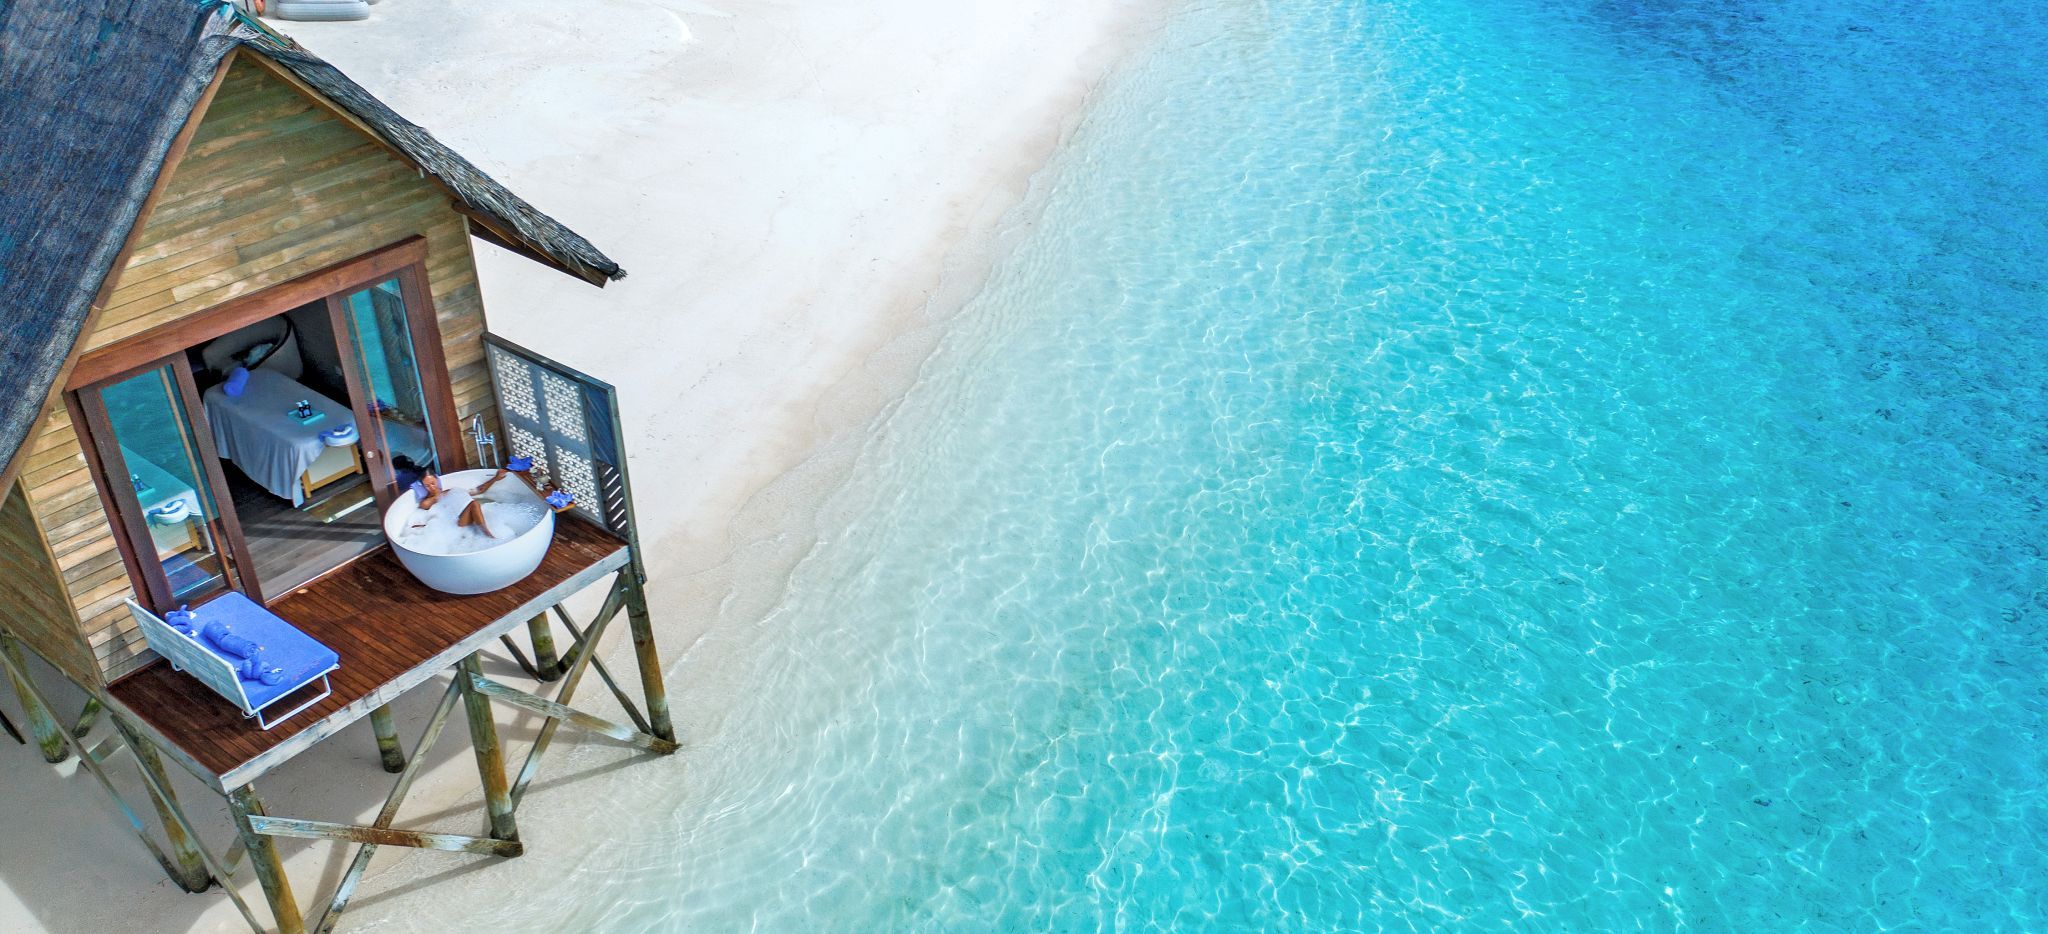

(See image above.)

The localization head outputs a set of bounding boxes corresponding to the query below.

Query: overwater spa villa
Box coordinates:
[0,3,674,931]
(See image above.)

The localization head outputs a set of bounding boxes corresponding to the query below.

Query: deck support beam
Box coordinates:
[0,643,224,899]
[526,613,561,681]
[368,704,406,773]
[115,718,214,893]
[458,653,520,843]
[623,574,675,743]
[249,815,523,857]
[228,785,305,934]
[0,628,69,763]
[117,715,265,932]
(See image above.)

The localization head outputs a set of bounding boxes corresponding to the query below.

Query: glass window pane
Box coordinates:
[342,277,439,491]
[100,366,230,603]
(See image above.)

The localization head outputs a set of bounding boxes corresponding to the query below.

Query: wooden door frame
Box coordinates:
[69,360,258,612]
[69,237,432,390]
[322,262,464,515]
[65,236,464,609]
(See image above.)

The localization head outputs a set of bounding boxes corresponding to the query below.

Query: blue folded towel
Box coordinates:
[506,455,534,472]
[164,605,198,636]
[223,366,250,397]
[201,621,286,685]
[546,490,574,510]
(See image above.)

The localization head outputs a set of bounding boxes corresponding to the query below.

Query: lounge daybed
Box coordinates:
[126,593,339,730]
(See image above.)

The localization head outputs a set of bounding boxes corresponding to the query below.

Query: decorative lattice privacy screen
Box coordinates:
[483,334,643,576]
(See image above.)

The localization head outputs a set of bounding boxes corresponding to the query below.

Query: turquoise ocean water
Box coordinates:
[569,0,2048,928]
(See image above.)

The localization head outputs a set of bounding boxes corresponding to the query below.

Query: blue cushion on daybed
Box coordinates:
[185,592,339,710]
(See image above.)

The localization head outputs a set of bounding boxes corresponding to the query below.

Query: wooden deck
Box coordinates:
[108,514,630,791]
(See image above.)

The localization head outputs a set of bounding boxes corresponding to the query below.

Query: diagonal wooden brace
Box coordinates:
[465,672,676,754]
[498,634,543,680]
[511,576,629,805]
[552,606,652,735]
[314,680,464,934]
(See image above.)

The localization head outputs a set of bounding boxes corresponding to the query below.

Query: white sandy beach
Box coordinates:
[0,0,1166,930]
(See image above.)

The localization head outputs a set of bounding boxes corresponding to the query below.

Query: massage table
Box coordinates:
[204,368,437,505]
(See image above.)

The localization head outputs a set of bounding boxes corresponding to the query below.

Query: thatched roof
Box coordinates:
[0,0,625,494]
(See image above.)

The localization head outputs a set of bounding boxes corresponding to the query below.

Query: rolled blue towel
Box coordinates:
[201,619,236,648]
[320,423,358,446]
[223,366,250,397]
[202,621,285,684]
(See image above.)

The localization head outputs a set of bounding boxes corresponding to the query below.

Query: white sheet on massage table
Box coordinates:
[203,370,437,506]
[204,369,352,506]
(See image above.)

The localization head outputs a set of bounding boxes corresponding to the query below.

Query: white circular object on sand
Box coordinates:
[267,1,371,22]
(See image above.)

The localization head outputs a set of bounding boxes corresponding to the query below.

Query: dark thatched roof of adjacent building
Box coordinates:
[0,0,625,493]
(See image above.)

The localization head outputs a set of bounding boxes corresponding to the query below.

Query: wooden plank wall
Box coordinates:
[0,482,103,688]
[18,57,497,681]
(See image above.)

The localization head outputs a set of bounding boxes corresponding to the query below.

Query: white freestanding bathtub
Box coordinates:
[382,468,556,595]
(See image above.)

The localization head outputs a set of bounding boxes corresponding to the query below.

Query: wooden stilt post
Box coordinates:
[526,613,561,682]
[622,572,675,744]
[228,785,306,934]
[0,628,70,763]
[368,704,406,773]
[112,718,213,893]
[457,654,519,843]
[123,735,266,933]
[0,648,212,897]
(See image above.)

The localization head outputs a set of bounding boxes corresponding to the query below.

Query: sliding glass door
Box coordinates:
[329,269,456,512]
[78,362,250,608]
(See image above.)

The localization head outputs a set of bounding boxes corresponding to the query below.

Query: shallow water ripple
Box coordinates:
[509,0,2047,929]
